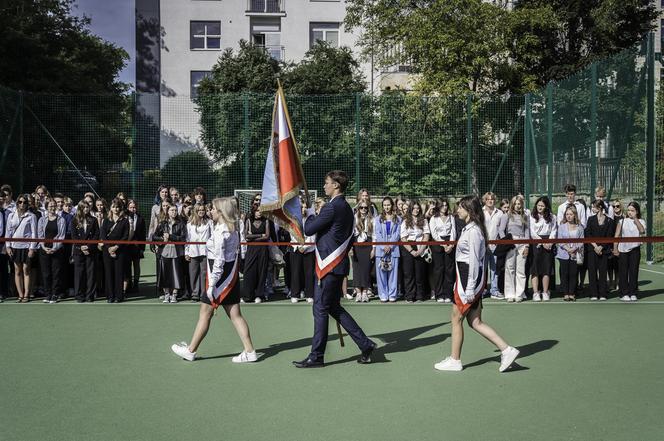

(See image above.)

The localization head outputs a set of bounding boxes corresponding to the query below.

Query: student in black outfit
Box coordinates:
[71,200,99,302]
[125,199,146,294]
[99,198,129,303]
[243,205,271,303]
[37,199,66,303]
[289,199,316,303]
[153,203,187,303]
[585,200,616,301]
[613,202,646,302]
[93,198,108,298]
[608,200,624,291]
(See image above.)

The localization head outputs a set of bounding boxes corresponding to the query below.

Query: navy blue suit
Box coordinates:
[304,195,374,361]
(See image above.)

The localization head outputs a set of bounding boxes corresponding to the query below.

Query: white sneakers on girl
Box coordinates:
[434,356,463,371]
[499,346,520,372]
[171,342,196,361]
[232,351,258,363]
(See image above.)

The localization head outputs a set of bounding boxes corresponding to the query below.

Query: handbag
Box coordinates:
[421,246,432,264]
[380,256,393,272]
[575,249,584,265]
[493,233,515,258]
[269,245,285,266]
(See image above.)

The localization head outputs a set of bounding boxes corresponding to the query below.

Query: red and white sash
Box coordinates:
[205,256,239,309]
[315,232,353,280]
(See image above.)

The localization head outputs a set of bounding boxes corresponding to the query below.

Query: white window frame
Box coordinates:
[190,21,222,51]
[310,23,339,48]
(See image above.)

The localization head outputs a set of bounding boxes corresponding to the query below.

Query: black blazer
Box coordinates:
[304,195,353,277]
[129,213,147,252]
[584,215,616,255]
[152,219,186,256]
[71,215,100,256]
[100,217,130,253]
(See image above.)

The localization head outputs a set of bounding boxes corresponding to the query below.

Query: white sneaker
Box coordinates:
[499,346,520,372]
[254,297,262,304]
[506,297,515,303]
[159,295,165,301]
[590,296,598,301]
[532,292,541,302]
[434,356,463,371]
[599,297,607,301]
[306,298,314,303]
[232,350,258,363]
[345,293,354,300]
[620,295,631,302]
[491,293,505,300]
[355,293,362,302]
[436,298,445,303]
[170,295,178,303]
[290,297,299,303]
[162,295,170,304]
[171,343,195,361]
[514,296,522,303]
[542,292,550,302]
[430,294,436,300]
[444,297,452,303]
[362,292,370,302]
[630,295,637,302]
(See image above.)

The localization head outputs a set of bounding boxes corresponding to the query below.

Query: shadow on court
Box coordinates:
[199,322,451,365]
[462,339,559,372]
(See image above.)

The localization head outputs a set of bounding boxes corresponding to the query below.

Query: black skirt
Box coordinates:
[202,259,241,306]
[158,256,185,290]
[10,248,32,265]
[352,244,373,288]
[530,246,554,277]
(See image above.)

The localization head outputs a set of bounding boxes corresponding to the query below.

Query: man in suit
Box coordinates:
[293,170,376,368]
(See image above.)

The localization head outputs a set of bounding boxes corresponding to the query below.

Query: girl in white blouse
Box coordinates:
[434,195,519,373]
[171,197,257,363]
[429,199,455,303]
[613,202,645,302]
[185,204,212,302]
[529,196,557,301]
[499,195,530,302]
[5,194,38,302]
[400,200,430,302]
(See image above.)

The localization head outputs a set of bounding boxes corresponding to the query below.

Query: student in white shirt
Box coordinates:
[613,202,645,302]
[482,192,504,299]
[5,194,38,302]
[185,204,212,302]
[434,195,519,373]
[529,196,557,301]
[400,200,430,302]
[429,198,455,303]
[556,184,587,228]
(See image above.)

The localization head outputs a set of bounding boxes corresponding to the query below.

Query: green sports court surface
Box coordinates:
[2,258,664,441]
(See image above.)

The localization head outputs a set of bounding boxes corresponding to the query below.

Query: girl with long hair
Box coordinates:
[125,199,146,294]
[171,197,257,363]
[243,199,271,303]
[71,200,99,302]
[434,195,519,372]
[99,198,129,302]
[374,197,401,303]
[153,203,187,303]
[556,205,584,301]
[185,204,212,302]
[400,200,430,302]
[499,195,530,302]
[529,196,557,301]
[613,202,645,302]
[429,198,455,303]
[585,200,615,301]
[37,199,66,303]
[5,194,38,302]
[352,198,375,302]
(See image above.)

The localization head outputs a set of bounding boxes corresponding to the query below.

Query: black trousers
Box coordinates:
[587,251,609,298]
[39,248,63,300]
[290,251,315,299]
[309,273,373,361]
[619,247,640,297]
[431,245,454,299]
[401,250,427,301]
[0,253,9,297]
[74,253,96,301]
[103,250,126,302]
[188,255,207,299]
[558,258,578,295]
[496,253,506,294]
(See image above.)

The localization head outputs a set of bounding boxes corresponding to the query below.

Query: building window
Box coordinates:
[251,17,283,61]
[190,71,211,98]
[190,21,221,50]
[310,22,339,48]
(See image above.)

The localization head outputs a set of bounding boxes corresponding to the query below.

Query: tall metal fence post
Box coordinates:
[243,93,250,189]
[590,62,598,197]
[355,93,361,191]
[646,32,655,263]
[466,94,473,194]
[547,83,553,201]
[524,94,531,208]
[18,90,24,193]
[130,92,137,200]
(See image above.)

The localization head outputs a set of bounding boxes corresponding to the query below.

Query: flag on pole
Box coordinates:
[259,84,308,242]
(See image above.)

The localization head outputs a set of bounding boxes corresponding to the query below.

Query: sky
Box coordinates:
[72,0,136,87]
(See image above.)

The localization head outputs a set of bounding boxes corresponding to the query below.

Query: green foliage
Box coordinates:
[162,151,222,196]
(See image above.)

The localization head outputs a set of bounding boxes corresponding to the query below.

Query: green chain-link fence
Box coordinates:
[0,35,661,260]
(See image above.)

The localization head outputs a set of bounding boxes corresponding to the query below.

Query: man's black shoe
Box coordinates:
[358,342,377,364]
[292,357,324,368]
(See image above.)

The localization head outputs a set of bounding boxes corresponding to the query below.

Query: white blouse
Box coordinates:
[455,221,485,301]
[5,211,38,250]
[207,223,240,288]
[529,215,557,244]
[617,218,646,253]
[429,215,454,241]
[354,217,373,243]
[400,219,430,242]
[291,214,315,253]
[186,221,212,258]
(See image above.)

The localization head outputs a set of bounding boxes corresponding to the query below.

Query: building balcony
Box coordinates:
[258,45,285,61]
[246,0,286,16]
